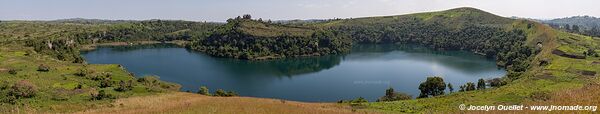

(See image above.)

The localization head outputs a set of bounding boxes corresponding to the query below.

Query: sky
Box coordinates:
[1,0,599,22]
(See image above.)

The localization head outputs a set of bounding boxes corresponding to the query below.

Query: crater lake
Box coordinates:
[81,44,505,102]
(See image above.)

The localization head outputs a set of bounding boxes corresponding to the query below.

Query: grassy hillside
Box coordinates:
[0,20,217,113]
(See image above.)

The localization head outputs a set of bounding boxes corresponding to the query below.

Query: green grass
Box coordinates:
[0,43,177,113]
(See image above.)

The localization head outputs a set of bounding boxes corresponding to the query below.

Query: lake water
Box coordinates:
[81,44,505,102]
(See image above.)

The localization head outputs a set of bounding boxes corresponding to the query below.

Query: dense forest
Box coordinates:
[187,16,352,60]
[327,19,536,73]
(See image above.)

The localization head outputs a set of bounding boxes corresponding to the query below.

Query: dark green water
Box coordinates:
[81,44,505,102]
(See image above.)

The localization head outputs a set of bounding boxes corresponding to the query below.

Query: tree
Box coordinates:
[591,26,600,36]
[418,77,446,98]
[242,14,252,19]
[572,25,580,32]
[198,86,210,95]
[447,83,454,92]
[477,78,486,90]
[377,87,411,102]
[465,82,476,91]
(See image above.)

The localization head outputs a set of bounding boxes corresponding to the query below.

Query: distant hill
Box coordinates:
[541,16,600,36]
[543,16,600,28]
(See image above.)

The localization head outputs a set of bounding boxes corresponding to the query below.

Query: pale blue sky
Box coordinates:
[1,0,599,22]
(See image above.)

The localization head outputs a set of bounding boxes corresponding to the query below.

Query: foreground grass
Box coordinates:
[77,92,365,114]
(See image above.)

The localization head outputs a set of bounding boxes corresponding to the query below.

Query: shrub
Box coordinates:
[488,78,507,87]
[477,78,486,90]
[1,95,17,104]
[9,80,38,98]
[350,97,368,104]
[91,72,112,81]
[418,76,446,98]
[74,68,89,77]
[377,87,411,102]
[214,89,226,96]
[114,80,133,92]
[91,90,114,100]
[99,79,112,88]
[198,86,210,95]
[37,64,50,72]
[8,69,17,75]
[587,48,596,56]
[465,82,476,91]
[214,89,237,97]
[447,83,454,92]
[530,91,551,101]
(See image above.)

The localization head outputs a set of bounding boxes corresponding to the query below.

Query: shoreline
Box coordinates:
[80,40,189,51]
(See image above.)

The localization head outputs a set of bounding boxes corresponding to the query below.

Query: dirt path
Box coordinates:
[76,92,373,114]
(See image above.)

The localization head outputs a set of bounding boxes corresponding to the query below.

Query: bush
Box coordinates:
[530,91,551,101]
[587,48,596,56]
[447,83,454,92]
[37,64,50,72]
[465,82,476,91]
[99,79,112,88]
[488,78,507,87]
[91,90,114,100]
[418,76,446,98]
[351,97,368,104]
[9,80,38,98]
[114,80,133,92]
[0,81,14,104]
[477,78,486,90]
[91,72,112,81]
[8,69,17,75]
[214,89,237,97]
[377,87,411,102]
[137,76,160,86]
[74,68,89,77]
[197,86,210,95]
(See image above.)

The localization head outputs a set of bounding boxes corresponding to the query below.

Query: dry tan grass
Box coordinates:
[76,92,374,114]
[519,82,600,114]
